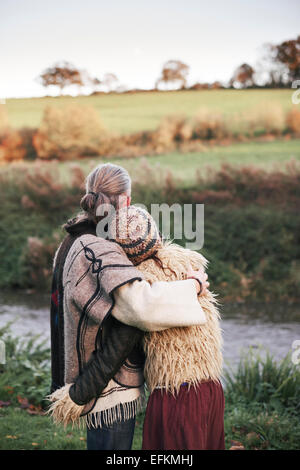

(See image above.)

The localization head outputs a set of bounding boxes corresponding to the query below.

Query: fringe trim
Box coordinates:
[46,384,145,431]
[46,383,86,429]
[84,393,145,430]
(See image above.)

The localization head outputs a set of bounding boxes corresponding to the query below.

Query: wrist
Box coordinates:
[69,383,83,406]
[188,277,203,295]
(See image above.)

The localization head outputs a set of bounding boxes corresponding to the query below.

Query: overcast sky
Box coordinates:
[0,0,299,98]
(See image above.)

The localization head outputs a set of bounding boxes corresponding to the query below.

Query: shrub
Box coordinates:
[0,130,26,163]
[224,349,300,414]
[244,103,285,136]
[19,127,38,160]
[20,235,60,289]
[0,323,50,407]
[15,162,83,215]
[33,105,110,160]
[197,161,300,208]
[0,127,38,163]
[0,159,299,300]
[0,162,83,288]
[153,115,188,151]
[286,108,300,134]
[191,108,227,140]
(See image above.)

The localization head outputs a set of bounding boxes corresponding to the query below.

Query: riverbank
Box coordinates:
[0,150,300,303]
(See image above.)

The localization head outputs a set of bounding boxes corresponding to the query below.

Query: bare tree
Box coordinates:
[101,73,119,92]
[156,60,190,90]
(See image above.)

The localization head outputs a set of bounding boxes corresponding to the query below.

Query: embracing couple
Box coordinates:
[48,163,225,450]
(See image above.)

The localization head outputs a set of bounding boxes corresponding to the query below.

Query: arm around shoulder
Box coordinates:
[112,278,207,332]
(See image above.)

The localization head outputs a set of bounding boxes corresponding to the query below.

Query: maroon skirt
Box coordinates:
[142,380,225,450]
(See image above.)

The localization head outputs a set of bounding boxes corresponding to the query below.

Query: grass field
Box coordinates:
[35,139,300,187]
[1,138,299,300]
[5,138,299,183]
[5,89,295,134]
[94,139,300,183]
[1,396,300,450]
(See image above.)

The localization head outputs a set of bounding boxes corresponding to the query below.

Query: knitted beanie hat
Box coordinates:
[108,205,162,265]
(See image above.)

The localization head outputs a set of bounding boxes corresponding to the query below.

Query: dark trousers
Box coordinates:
[142,380,225,450]
[86,411,136,450]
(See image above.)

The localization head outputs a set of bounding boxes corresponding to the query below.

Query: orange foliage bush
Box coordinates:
[286,108,300,134]
[0,130,26,163]
[0,102,299,165]
[33,105,110,160]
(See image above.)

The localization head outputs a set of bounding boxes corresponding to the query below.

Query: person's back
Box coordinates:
[48,164,210,450]
[136,242,223,395]
[108,205,225,450]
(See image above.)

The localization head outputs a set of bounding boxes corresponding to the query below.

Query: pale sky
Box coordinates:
[0,0,299,98]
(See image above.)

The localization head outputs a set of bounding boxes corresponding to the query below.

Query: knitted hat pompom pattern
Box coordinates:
[108,205,162,265]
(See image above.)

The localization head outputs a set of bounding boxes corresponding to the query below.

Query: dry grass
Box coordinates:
[191,108,227,140]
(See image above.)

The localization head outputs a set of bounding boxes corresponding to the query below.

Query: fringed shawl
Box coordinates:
[49,217,145,427]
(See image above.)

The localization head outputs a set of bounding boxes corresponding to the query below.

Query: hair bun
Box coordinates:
[80,192,97,213]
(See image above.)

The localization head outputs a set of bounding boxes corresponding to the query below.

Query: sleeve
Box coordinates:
[69,316,144,406]
[112,279,207,331]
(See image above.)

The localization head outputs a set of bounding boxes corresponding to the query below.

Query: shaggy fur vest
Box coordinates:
[136,243,223,395]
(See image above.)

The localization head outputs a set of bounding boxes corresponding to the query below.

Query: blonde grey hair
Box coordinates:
[80,163,131,219]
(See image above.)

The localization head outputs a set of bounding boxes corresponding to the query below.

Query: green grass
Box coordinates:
[0,407,87,450]
[1,399,300,450]
[110,139,300,185]
[6,139,300,188]
[0,406,141,450]
[0,140,299,301]
[5,89,294,134]
[1,325,299,451]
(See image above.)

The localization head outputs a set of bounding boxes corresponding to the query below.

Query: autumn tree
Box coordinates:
[255,37,300,87]
[273,36,300,84]
[255,44,286,87]
[230,63,255,88]
[156,60,190,90]
[38,61,84,94]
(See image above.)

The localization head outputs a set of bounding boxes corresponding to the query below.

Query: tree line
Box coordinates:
[38,35,299,95]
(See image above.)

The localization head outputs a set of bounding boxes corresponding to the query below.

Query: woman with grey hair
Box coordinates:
[49,163,209,450]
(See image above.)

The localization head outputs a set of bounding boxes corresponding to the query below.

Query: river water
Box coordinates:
[0,290,299,370]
